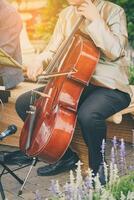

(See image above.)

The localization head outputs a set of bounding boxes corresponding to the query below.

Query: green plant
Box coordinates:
[111,172,134,200]
[129,65,134,85]
[111,0,134,48]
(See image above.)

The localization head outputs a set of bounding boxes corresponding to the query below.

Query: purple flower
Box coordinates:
[112,136,118,149]
[120,139,126,162]
[77,185,84,198]
[35,190,42,200]
[119,138,127,174]
[111,147,115,165]
[49,180,61,197]
[128,165,134,171]
[63,182,74,199]
[84,176,93,189]
[112,136,120,167]
[101,139,106,162]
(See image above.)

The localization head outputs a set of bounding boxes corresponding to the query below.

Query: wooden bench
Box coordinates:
[0,82,134,171]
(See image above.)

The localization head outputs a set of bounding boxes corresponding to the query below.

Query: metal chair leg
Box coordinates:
[0,160,24,200]
[0,179,6,200]
[0,162,23,184]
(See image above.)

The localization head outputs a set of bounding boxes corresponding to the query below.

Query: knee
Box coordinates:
[15,94,24,114]
[15,95,21,114]
[77,110,104,130]
[15,92,30,121]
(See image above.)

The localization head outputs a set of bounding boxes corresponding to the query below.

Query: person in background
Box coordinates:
[0,0,24,89]
[8,0,132,185]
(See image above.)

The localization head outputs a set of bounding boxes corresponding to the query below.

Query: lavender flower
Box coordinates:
[49,180,61,197]
[112,136,118,149]
[108,162,119,189]
[119,138,127,174]
[111,147,115,165]
[120,139,126,160]
[101,139,106,163]
[75,160,83,187]
[69,170,75,188]
[103,162,108,184]
[84,175,93,189]
[94,174,102,193]
[35,190,42,200]
[112,136,120,168]
[63,182,74,200]
[100,188,115,200]
[128,165,134,171]
[76,185,85,199]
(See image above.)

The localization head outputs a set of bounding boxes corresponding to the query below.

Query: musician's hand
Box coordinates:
[26,58,44,81]
[26,51,54,81]
[77,0,100,22]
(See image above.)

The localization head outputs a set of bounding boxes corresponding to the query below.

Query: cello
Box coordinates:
[19,16,100,163]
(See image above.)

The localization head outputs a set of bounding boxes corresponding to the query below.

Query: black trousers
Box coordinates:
[16,84,131,173]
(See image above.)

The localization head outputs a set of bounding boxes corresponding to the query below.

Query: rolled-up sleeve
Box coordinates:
[86,8,128,61]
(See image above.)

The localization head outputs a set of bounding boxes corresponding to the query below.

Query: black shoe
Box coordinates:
[3,150,33,165]
[37,152,79,176]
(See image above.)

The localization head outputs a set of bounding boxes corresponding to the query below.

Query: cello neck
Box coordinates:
[45,16,84,74]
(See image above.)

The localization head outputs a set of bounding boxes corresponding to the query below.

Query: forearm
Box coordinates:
[86,18,127,61]
[85,8,128,61]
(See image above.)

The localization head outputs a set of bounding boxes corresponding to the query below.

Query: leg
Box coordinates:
[77,86,131,174]
[15,87,44,121]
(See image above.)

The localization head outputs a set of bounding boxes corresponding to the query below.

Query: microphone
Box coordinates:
[0,125,17,141]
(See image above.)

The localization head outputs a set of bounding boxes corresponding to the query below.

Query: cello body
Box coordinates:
[20,34,100,163]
